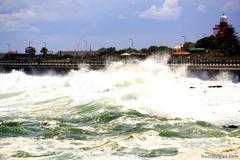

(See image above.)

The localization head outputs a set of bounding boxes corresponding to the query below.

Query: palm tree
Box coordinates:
[40,47,48,56]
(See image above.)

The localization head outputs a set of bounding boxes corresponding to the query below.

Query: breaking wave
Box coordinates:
[0,56,239,159]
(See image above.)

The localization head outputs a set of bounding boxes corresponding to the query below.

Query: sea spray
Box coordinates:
[0,57,239,122]
[0,57,239,159]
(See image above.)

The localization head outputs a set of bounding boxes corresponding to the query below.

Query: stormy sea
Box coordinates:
[0,57,239,160]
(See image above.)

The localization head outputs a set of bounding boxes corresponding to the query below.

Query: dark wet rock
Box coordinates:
[208,85,223,88]
[223,125,238,129]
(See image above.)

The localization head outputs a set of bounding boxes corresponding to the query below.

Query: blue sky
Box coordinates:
[0,0,240,53]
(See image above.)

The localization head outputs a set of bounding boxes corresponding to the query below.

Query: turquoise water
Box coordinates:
[0,59,239,159]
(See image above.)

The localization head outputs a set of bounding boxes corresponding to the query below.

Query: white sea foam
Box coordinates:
[0,57,239,124]
[0,57,240,159]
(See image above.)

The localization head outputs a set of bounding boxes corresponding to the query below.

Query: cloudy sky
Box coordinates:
[0,0,240,52]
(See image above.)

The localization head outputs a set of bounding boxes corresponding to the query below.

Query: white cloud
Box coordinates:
[0,0,87,32]
[197,4,207,13]
[0,9,39,32]
[223,0,240,11]
[138,0,182,20]
[0,17,39,32]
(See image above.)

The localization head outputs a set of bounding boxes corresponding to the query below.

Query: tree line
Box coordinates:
[185,27,240,55]
[92,45,173,59]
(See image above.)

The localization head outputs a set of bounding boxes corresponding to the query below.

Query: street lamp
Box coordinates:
[6,43,10,52]
[77,42,80,52]
[83,40,87,51]
[89,43,92,51]
[181,36,186,44]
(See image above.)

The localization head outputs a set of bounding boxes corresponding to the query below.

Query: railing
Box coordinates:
[169,59,240,66]
[0,60,107,69]
[168,59,240,71]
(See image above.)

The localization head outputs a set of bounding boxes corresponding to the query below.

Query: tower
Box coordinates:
[213,14,233,37]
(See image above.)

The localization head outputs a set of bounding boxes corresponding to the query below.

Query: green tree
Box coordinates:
[140,48,149,53]
[25,47,36,57]
[158,46,172,52]
[148,45,172,54]
[196,28,240,55]
[148,46,159,53]
[216,27,240,55]
[97,47,118,58]
[183,42,196,50]
[40,47,48,56]
[195,36,216,49]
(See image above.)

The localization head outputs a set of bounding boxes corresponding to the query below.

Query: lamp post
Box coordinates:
[181,36,186,44]
[6,43,10,52]
[83,40,87,51]
[89,43,92,51]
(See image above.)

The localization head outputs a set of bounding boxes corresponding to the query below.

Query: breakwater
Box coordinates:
[0,59,239,159]
[2,57,240,77]
[168,59,240,81]
[0,60,106,74]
